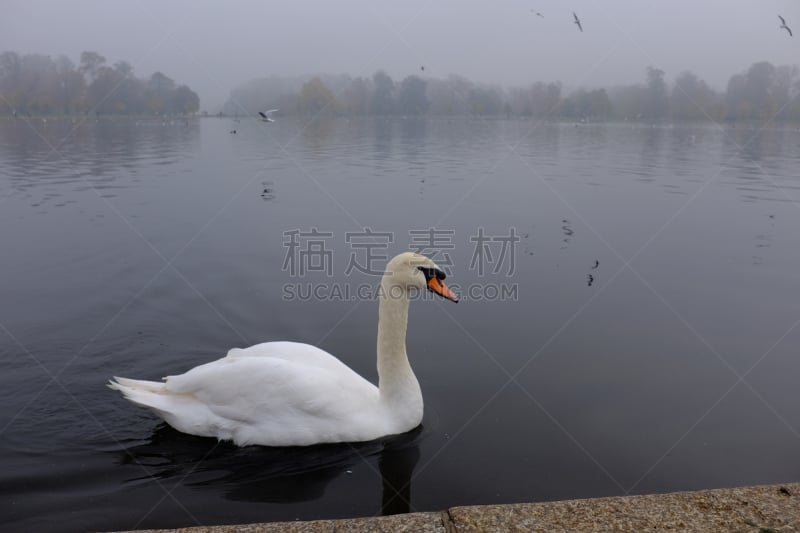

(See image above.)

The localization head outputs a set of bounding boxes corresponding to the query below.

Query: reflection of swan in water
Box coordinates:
[117,423,422,510]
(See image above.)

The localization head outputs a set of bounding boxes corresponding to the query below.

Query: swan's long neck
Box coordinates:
[376,280,420,406]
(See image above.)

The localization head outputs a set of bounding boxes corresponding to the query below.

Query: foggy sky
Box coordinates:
[3,0,798,110]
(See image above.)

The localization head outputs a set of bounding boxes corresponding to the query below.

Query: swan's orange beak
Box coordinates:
[427,277,459,303]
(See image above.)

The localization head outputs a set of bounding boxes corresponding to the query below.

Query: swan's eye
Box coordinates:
[417,266,446,281]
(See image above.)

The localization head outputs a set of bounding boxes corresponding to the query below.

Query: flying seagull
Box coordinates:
[258,109,278,122]
[778,15,793,37]
[573,11,583,32]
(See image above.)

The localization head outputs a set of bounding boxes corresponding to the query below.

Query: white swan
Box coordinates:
[109,252,458,447]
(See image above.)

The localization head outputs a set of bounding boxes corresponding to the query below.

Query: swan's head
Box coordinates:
[384,252,459,303]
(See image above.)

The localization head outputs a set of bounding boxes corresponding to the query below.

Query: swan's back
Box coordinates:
[225,341,354,372]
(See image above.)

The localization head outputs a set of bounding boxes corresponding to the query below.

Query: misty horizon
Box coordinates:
[0,52,792,114]
[3,46,799,122]
[3,46,798,123]
[4,0,798,110]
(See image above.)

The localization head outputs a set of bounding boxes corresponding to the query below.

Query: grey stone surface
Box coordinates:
[449,483,800,532]
[111,482,800,533]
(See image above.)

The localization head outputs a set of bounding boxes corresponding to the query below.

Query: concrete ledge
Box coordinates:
[449,483,800,532]
[113,512,448,533]
[115,482,800,532]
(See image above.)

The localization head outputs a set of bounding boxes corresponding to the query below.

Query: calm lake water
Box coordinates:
[1,116,799,532]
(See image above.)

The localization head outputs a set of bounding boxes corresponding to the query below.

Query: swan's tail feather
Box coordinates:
[108,376,165,393]
[109,376,219,438]
[108,376,177,417]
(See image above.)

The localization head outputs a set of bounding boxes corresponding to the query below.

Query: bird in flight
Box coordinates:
[531,10,544,17]
[258,109,278,122]
[573,11,583,32]
[778,15,793,37]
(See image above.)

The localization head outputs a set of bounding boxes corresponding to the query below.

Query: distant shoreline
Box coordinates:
[3,114,800,126]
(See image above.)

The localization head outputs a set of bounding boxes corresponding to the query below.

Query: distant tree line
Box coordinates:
[223,61,800,122]
[0,50,200,116]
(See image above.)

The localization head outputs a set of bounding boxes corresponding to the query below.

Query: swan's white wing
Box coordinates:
[162,350,380,445]
[166,355,377,417]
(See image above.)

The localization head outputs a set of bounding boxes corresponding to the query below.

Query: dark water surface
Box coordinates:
[1,117,799,532]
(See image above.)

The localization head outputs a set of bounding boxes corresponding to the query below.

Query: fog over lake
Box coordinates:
[4,0,798,109]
